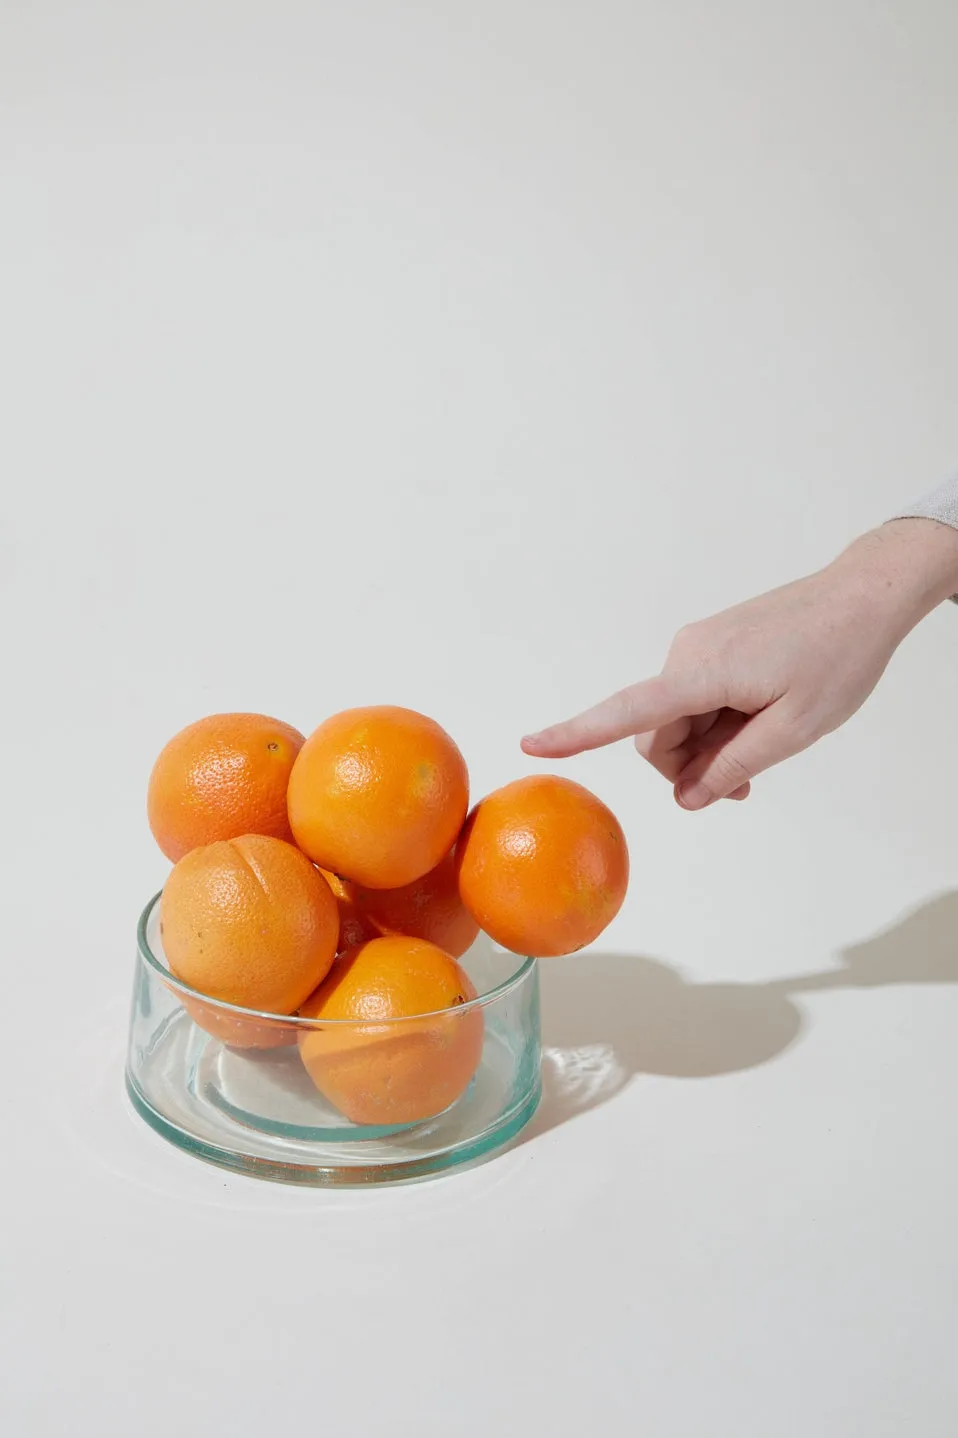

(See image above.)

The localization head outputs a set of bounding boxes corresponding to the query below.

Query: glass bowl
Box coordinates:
[126,894,542,1186]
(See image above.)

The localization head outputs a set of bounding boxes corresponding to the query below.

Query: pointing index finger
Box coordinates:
[521,675,707,758]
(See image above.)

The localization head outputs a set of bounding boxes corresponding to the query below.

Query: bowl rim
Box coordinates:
[137,891,538,1029]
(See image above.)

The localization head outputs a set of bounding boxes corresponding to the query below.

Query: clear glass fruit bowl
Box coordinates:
[126,893,542,1186]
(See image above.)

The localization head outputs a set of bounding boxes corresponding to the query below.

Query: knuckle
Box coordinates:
[709,750,753,787]
[666,626,723,702]
[668,622,701,658]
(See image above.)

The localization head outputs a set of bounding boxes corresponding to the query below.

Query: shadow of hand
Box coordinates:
[835,891,958,988]
[526,890,958,1141]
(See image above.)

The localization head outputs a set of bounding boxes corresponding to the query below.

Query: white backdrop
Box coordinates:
[3,4,958,1435]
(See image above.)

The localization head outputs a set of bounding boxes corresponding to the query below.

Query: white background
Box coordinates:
[3,3,958,1434]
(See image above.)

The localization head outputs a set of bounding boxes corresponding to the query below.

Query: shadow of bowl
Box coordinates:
[523,889,958,1143]
[526,951,804,1139]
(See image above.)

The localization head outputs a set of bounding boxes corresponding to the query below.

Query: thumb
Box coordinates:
[521,674,716,758]
[674,705,800,810]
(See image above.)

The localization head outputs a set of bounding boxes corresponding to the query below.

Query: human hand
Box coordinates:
[522,519,958,809]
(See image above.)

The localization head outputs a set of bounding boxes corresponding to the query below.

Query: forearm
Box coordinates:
[890,474,958,608]
[832,482,958,640]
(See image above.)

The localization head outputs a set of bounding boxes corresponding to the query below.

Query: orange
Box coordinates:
[456,774,629,958]
[287,706,469,889]
[321,847,479,959]
[320,870,378,954]
[298,936,484,1125]
[160,834,339,1048]
[148,712,305,862]
[176,997,298,1052]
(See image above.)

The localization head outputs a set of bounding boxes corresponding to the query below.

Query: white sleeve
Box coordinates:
[895,475,958,530]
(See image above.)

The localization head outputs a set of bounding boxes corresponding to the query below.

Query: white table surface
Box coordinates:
[4,4,958,1434]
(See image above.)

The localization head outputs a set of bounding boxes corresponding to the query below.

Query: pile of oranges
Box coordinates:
[148,706,629,1124]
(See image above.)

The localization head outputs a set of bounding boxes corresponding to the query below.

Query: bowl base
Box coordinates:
[126,1071,540,1187]
[126,1010,540,1187]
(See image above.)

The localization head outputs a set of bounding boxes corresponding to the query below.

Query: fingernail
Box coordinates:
[677,781,713,811]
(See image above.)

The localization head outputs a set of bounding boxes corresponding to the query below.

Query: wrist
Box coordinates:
[830,518,958,636]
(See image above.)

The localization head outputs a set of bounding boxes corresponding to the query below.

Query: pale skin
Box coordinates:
[522,518,958,808]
